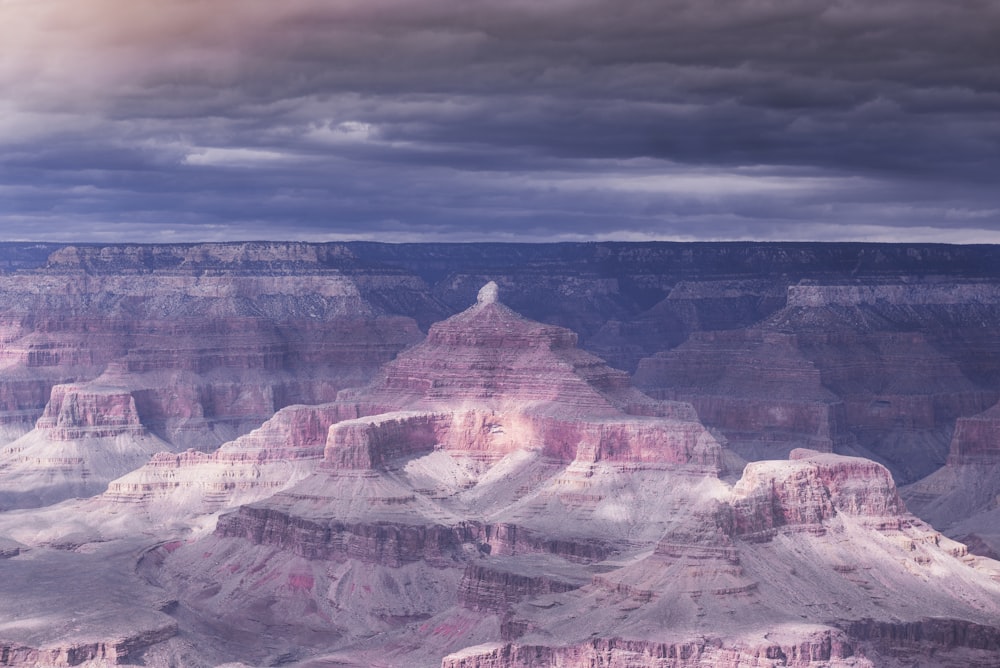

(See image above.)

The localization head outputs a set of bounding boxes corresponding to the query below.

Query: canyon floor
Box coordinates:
[1,242,1000,667]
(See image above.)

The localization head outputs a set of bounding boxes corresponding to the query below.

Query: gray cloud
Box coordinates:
[1,0,998,242]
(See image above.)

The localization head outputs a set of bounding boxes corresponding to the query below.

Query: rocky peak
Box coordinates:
[424,281,578,350]
[477,280,500,305]
[340,282,671,418]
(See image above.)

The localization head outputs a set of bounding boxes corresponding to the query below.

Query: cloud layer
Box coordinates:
[1,0,998,242]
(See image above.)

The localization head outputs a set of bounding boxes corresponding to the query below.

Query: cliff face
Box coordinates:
[637,281,1000,484]
[902,400,1000,559]
[35,384,147,440]
[0,383,171,509]
[100,402,358,518]
[441,633,866,668]
[0,246,421,454]
[727,449,905,539]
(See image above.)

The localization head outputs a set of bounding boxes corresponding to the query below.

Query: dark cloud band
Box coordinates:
[1,0,998,241]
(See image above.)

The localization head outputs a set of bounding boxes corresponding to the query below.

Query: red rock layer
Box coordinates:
[442,632,862,668]
[457,563,583,613]
[726,449,904,540]
[34,384,146,440]
[322,409,718,472]
[215,508,477,567]
[214,511,616,568]
[104,402,359,507]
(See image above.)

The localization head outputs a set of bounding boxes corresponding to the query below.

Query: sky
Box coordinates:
[1,0,998,243]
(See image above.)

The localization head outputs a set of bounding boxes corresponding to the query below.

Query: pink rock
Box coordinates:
[727,449,904,539]
[35,384,147,440]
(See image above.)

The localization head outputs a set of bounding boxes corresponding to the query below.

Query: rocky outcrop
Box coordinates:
[0,383,172,508]
[943,402,1000,466]
[217,504,621,566]
[0,623,178,668]
[443,619,1000,668]
[0,538,23,559]
[842,617,1000,652]
[326,412,447,470]
[322,409,719,473]
[102,402,357,514]
[216,508,476,567]
[457,561,585,613]
[339,282,672,420]
[34,384,147,440]
[726,449,905,540]
[901,400,1000,558]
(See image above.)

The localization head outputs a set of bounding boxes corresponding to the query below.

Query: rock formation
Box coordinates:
[0,244,422,454]
[2,243,1000,666]
[137,285,1000,667]
[0,382,171,509]
[637,281,1000,484]
[903,400,1000,560]
[442,449,1000,668]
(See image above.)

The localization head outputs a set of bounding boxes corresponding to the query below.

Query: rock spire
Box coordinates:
[477,280,499,305]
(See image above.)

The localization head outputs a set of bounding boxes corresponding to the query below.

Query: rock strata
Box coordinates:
[727,449,905,539]
[0,383,171,508]
[902,400,1000,558]
[636,282,1000,484]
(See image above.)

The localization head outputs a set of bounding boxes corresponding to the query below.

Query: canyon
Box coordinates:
[0,241,999,667]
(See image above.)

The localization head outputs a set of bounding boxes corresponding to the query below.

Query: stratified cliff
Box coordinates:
[0,242,422,453]
[0,383,170,508]
[902,400,1000,560]
[637,281,1000,483]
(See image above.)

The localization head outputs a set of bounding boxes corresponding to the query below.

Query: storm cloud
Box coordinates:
[1,0,998,242]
